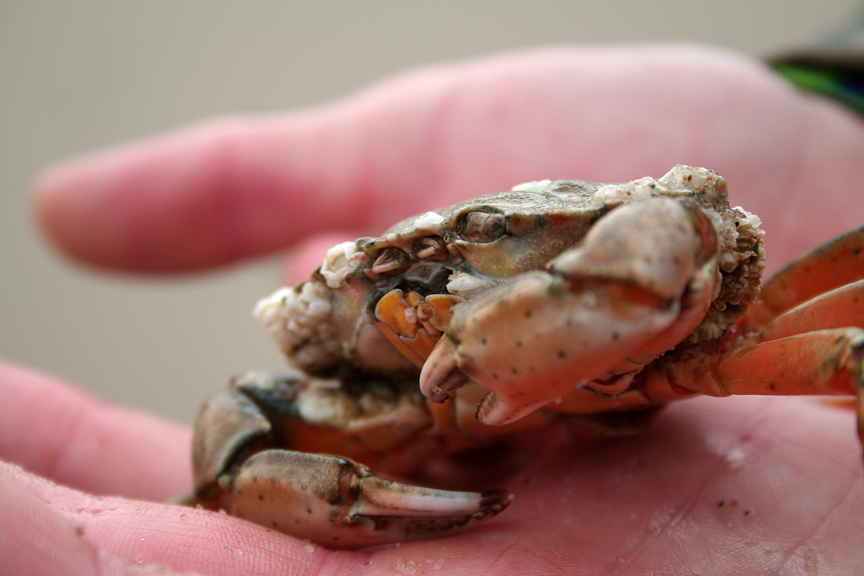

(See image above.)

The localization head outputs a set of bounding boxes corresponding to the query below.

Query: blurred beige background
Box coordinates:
[1,1,860,425]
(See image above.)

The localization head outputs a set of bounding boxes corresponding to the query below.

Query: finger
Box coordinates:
[0,361,191,500]
[0,465,133,576]
[2,462,282,575]
[0,464,213,576]
[35,45,831,273]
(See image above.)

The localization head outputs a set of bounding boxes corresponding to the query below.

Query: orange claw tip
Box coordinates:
[420,336,470,402]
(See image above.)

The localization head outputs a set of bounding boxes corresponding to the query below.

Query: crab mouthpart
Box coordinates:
[420,335,471,402]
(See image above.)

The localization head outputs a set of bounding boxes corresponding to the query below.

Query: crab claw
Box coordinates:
[420,197,720,427]
[207,449,512,549]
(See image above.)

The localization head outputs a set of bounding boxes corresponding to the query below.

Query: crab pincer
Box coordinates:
[204,449,511,549]
[420,196,719,425]
[192,373,512,549]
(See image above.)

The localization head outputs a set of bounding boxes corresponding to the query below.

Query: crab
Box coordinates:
[191,165,864,549]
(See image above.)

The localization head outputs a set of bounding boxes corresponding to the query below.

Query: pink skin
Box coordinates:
[5,45,864,574]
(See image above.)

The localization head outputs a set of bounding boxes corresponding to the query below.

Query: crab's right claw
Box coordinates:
[420,196,722,426]
[202,449,512,549]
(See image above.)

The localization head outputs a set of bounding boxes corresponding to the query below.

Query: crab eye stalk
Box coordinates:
[457,211,506,243]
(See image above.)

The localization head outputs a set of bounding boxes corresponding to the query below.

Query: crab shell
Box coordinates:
[256,165,765,411]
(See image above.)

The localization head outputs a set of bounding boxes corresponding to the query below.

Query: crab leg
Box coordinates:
[756,280,864,342]
[642,328,864,398]
[637,328,864,443]
[191,373,511,549]
[421,197,720,426]
[744,225,864,328]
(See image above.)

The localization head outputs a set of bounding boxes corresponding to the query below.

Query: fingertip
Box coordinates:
[32,119,248,272]
[31,112,383,273]
[32,155,96,266]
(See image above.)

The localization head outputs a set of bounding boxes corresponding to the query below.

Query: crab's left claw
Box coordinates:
[192,377,512,549]
[202,449,511,549]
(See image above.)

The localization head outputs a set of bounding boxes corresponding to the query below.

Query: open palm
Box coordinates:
[5,45,864,575]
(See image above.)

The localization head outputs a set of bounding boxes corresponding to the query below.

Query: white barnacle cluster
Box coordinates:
[718,208,764,275]
[253,282,339,368]
[413,211,445,228]
[511,179,552,193]
[690,205,766,343]
[591,177,658,205]
[689,216,765,343]
[723,207,766,301]
[319,241,361,289]
[658,164,724,200]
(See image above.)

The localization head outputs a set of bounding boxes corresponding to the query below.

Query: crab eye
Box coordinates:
[457,211,506,243]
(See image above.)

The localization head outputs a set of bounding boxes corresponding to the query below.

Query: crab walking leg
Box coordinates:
[745,225,864,328]
[638,328,864,443]
[755,279,864,342]
[421,197,719,426]
[192,373,511,549]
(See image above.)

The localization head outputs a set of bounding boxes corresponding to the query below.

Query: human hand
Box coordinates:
[10,45,864,575]
[3,359,861,575]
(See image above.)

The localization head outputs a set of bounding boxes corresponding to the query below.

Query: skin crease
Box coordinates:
[3,45,863,574]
